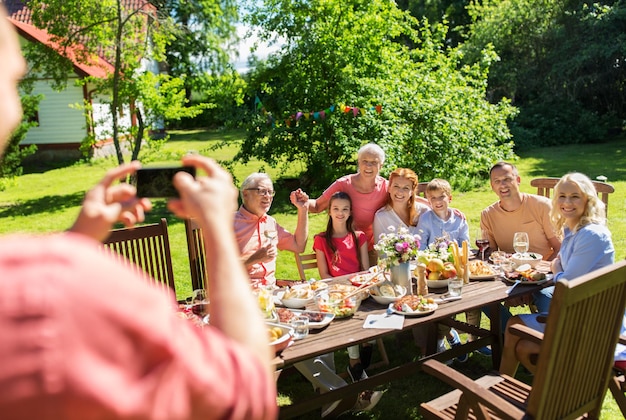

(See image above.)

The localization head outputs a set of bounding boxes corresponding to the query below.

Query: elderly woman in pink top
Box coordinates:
[308,143,388,264]
[234,172,309,286]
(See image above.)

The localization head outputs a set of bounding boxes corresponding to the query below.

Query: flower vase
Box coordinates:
[390,262,412,295]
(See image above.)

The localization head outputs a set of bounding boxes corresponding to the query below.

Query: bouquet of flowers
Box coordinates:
[374,226,421,269]
[417,235,454,264]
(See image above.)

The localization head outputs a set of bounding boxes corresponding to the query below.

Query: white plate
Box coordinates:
[426,279,450,289]
[387,302,438,317]
[504,273,554,286]
[287,309,335,329]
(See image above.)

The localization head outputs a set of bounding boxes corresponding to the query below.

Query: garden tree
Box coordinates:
[237,0,516,190]
[148,0,238,102]
[462,0,625,149]
[396,0,472,46]
[26,0,204,164]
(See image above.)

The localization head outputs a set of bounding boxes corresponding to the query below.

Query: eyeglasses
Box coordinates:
[246,188,276,197]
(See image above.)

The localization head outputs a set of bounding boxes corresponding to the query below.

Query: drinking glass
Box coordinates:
[513,232,529,257]
[448,279,463,297]
[291,315,309,340]
[475,229,490,261]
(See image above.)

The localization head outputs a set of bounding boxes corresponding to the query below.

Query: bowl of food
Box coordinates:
[315,291,361,318]
[279,284,315,309]
[511,252,542,268]
[369,282,407,305]
[330,283,370,301]
[267,322,294,353]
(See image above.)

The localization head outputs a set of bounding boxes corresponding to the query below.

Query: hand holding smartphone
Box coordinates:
[135,166,196,198]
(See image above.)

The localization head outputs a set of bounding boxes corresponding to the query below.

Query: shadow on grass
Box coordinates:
[0,192,84,217]
[168,128,246,143]
[22,157,84,175]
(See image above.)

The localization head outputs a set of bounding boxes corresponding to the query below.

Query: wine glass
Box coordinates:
[475,229,490,261]
[513,232,529,257]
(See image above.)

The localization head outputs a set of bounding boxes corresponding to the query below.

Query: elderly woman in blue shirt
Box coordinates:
[500,172,615,375]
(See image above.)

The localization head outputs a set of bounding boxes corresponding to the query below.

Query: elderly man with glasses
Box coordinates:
[234,172,309,286]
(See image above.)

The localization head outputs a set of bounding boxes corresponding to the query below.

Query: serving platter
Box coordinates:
[503,273,554,286]
[277,308,335,329]
[387,302,438,317]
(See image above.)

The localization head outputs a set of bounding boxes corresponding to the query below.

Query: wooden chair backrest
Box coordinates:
[295,253,318,281]
[530,177,614,215]
[417,182,428,198]
[103,218,176,293]
[184,218,207,291]
[525,259,626,418]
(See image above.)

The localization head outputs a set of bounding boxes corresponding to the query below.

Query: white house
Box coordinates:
[4,0,156,160]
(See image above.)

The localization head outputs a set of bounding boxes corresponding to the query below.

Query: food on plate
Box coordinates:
[282,284,314,300]
[277,307,296,323]
[370,283,403,298]
[268,326,284,342]
[393,295,436,312]
[277,308,326,323]
[506,265,547,282]
[308,279,329,291]
[468,260,496,276]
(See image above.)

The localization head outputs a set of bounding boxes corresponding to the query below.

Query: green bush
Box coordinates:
[0,93,40,187]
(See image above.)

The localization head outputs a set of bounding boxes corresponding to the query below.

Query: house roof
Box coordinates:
[2,0,156,79]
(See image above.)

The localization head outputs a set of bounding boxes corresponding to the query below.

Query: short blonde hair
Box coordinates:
[550,172,606,236]
[426,179,452,198]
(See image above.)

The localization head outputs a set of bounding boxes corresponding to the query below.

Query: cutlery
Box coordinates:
[506,280,521,294]
[434,295,462,304]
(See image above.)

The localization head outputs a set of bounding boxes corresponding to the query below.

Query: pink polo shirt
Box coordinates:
[317,175,389,250]
[0,233,277,420]
[234,205,299,286]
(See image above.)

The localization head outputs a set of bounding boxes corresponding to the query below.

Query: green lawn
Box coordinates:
[0,130,624,418]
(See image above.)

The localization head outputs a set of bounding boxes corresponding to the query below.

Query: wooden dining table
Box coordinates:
[275,264,551,418]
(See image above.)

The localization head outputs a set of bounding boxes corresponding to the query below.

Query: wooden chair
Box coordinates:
[530,177,615,215]
[185,218,207,291]
[420,259,626,419]
[417,181,428,198]
[295,252,319,281]
[294,252,390,370]
[103,218,176,293]
[610,336,626,417]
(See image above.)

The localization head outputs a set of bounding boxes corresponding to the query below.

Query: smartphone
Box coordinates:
[135,166,196,198]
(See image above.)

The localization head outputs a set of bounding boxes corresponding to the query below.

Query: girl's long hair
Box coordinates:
[550,172,606,237]
[385,168,419,226]
[324,191,362,269]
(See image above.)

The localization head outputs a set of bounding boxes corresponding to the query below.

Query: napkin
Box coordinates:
[363,313,404,330]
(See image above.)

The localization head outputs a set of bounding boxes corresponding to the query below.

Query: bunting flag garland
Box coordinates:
[254,95,382,128]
